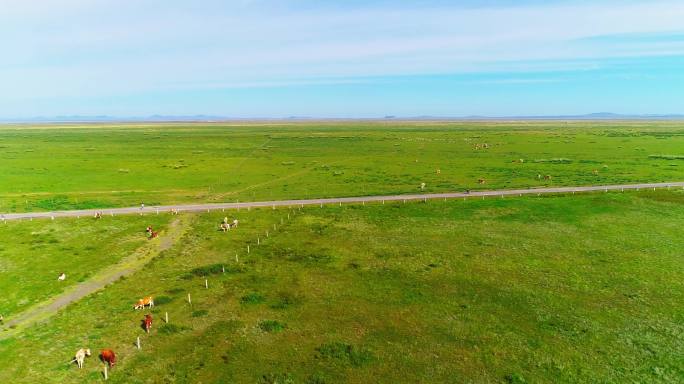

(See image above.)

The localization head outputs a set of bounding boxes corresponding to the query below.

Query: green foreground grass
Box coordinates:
[1,190,683,383]
[0,215,170,317]
[1,121,684,212]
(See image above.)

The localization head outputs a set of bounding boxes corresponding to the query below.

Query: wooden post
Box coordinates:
[272,204,275,210]
[287,213,290,220]
[247,245,250,253]
[222,265,225,273]
[382,200,385,204]
[156,209,159,215]
[187,293,191,304]
[104,364,108,380]
[137,336,141,350]
[236,253,239,262]
[257,237,260,245]
[205,279,208,289]
[320,203,323,208]
[165,312,169,323]
[266,231,269,238]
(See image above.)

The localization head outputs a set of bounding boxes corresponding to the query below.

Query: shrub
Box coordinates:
[270,291,302,309]
[241,292,266,304]
[154,295,174,305]
[260,373,294,384]
[505,373,527,384]
[316,342,373,367]
[192,309,209,317]
[259,320,286,333]
[182,264,244,279]
[158,323,191,335]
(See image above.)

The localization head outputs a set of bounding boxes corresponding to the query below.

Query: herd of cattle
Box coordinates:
[67,217,236,374]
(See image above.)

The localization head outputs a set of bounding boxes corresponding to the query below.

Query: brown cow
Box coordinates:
[144,314,152,334]
[544,175,552,180]
[478,178,486,184]
[100,349,116,368]
[134,296,154,310]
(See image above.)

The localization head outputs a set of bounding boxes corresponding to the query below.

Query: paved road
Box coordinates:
[1,182,683,221]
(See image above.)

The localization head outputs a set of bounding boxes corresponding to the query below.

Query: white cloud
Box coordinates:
[0,0,683,100]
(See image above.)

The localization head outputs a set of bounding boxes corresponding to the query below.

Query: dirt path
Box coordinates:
[1,182,682,222]
[0,217,188,338]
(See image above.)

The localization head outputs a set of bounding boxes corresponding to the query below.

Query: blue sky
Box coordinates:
[1,0,684,118]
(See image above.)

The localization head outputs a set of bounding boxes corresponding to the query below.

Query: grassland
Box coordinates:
[1,121,683,383]
[1,190,683,383]
[0,215,170,318]
[1,121,684,212]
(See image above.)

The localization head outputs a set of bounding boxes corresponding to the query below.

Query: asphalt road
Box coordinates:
[1,182,683,221]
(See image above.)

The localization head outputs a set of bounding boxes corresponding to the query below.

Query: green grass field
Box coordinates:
[0,215,170,317]
[1,122,683,383]
[1,121,683,212]
[1,190,683,383]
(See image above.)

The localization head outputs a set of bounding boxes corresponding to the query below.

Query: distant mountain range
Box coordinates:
[1,112,684,123]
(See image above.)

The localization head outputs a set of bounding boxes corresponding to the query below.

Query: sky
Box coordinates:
[1,0,684,118]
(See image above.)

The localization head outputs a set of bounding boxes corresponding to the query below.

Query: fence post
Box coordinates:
[187,293,192,304]
[137,336,141,350]
[205,279,208,289]
[104,364,108,380]
[165,312,169,323]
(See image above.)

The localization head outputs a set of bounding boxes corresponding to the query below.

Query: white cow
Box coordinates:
[73,348,91,369]
[58,273,66,281]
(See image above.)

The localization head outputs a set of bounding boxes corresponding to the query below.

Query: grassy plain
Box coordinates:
[1,190,683,383]
[0,215,170,318]
[1,121,684,212]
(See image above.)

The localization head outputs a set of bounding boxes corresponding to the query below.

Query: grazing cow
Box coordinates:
[58,273,66,281]
[478,178,486,184]
[420,182,426,190]
[146,226,158,239]
[544,175,552,180]
[436,169,441,174]
[100,349,116,368]
[94,212,102,219]
[219,223,230,232]
[73,348,91,369]
[230,219,239,228]
[134,296,154,310]
[143,314,152,334]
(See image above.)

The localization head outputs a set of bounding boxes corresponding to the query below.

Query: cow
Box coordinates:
[146,226,158,239]
[134,296,154,310]
[72,348,91,369]
[58,273,66,281]
[219,223,230,232]
[544,175,552,180]
[100,349,116,368]
[478,178,486,185]
[143,314,152,334]
[230,219,239,228]
[94,212,102,219]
